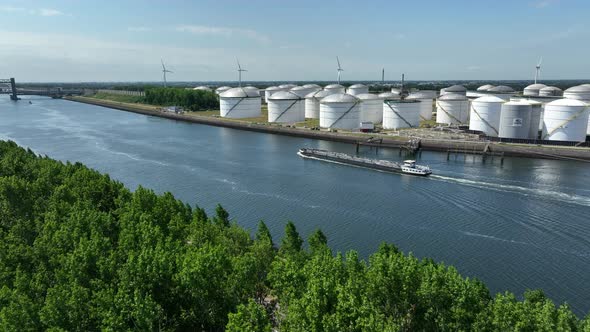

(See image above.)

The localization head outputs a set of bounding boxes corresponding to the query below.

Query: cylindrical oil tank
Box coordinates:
[469,96,505,137]
[324,84,346,94]
[291,85,320,99]
[215,86,232,94]
[542,99,589,141]
[278,84,296,90]
[564,85,590,101]
[193,86,211,91]
[539,86,563,97]
[523,83,547,97]
[305,90,333,119]
[487,85,515,101]
[242,86,260,96]
[383,99,421,130]
[265,86,282,103]
[477,84,495,92]
[303,83,322,90]
[409,91,436,121]
[379,92,401,100]
[498,101,532,139]
[267,91,305,123]
[347,84,369,96]
[436,93,469,124]
[357,93,383,123]
[219,87,261,118]
[319,93,361,129]
[525,100,543,138]
[441,84,467,96]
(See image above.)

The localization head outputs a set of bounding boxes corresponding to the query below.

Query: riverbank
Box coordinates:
[65,96,590,161]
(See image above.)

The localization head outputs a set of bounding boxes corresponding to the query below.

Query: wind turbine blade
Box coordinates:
[237,58,242,70]
[336,56,341,69]
[161,59,166,70]
[538,57,543,67]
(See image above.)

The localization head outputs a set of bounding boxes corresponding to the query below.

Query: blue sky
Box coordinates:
[0,0,588,82]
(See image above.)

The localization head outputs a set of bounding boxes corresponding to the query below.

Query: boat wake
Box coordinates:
[431,174,590,207]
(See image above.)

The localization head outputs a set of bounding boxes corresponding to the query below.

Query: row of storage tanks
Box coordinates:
[216,83,437,130]
[214,82,590,142]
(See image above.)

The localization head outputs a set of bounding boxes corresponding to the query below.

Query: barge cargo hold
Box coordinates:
[297,148,432,176]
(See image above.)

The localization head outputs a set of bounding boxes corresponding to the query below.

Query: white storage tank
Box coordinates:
[324,84,346,94]
[469,96,505,136]
[379,92,401,100]
[319,93,361,129]
[487,85,515,100]
[347,84,369,96]
[303,83,322,89]
[278,84,296,90]
[390,88,401,96]
[477,84,495,92]
[525,100,543,139]
[291,85,320,99]
[436,93,470,124]
[564,85,590,101]
[441,84,467,96]
[305,90,333,119]
[265,86,282,103]
[357,93,383,124]
[243,86,260,94]
[219,87,261,118]
[383,99,421,130]
[542,99,589,141]
[409,91,436,121]
[267,91,305,123]
[523,84,547,97]
[539,86,563,97]
[215,86,232,94]
[563,85,590,136]
[193,86,211,91]
[498,101,532,139]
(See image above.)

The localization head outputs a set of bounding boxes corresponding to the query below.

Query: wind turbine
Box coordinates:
[237,58,247,87]
[161,59,173,88]
[534,57,542,84]
[336,56,344,84]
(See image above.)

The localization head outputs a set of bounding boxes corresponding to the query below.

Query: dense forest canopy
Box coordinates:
[144,88,219,111]
[0,140,588,331]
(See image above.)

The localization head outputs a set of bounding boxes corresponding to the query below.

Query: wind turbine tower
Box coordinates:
[534,57,542,84]
[161,59,173,88]
[336,56,344,84]
[237,59,247,87]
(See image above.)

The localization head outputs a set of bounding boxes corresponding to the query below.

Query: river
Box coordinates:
[2,95,590,315]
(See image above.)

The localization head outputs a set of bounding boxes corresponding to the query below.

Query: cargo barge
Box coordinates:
[297,148,432,176]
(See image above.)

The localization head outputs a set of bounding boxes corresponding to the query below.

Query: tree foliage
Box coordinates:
[0,140,586,331]
[144,87,219,111]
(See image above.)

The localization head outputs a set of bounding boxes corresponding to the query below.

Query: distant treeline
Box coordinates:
[144,87,219,111]
[0,140,588,331]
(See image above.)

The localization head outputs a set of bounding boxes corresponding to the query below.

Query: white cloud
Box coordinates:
[0,6,66,16]
[37,8,64,16]
[128,26,152,32]
[0,6,25,12]
[467,65,481,71]
[175,25,270,44]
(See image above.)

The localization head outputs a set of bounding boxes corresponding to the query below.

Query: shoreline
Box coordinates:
[64,96,590,161]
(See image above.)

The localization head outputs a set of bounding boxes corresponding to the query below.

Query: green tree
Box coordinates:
[226,299,272,332]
